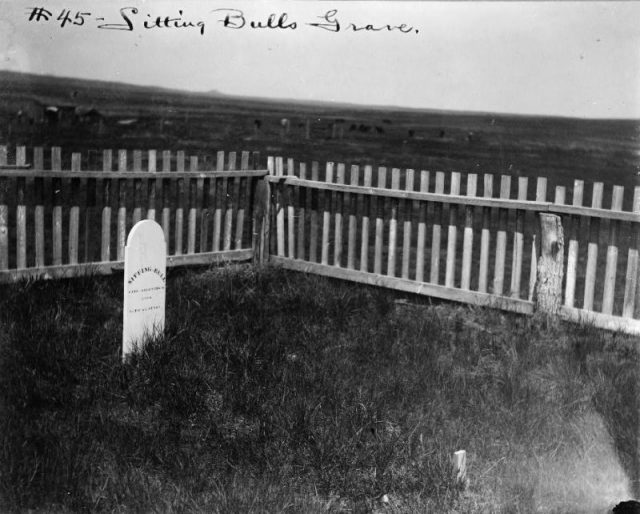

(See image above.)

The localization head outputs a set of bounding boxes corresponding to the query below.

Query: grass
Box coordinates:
[1,264,639,512]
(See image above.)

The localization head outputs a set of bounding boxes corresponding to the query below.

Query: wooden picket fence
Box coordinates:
[261,156,640,335]
[2,144,640,336]
[0,145,266,281]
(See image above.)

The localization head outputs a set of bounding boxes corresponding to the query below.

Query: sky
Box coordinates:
[1,1,639,119]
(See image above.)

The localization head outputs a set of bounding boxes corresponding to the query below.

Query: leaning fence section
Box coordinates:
[0,145,266,281]
[263,156,640,335]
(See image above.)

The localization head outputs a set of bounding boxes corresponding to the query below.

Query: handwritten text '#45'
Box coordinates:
[95,8,419,35]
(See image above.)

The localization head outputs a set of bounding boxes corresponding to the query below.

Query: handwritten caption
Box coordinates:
[25,7,419,35]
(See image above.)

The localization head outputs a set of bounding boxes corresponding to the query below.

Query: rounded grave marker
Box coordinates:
[123,220,166,360]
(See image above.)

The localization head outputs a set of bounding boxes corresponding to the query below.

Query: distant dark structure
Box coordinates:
[382,119,392,124]
[280,118,290,138]
[76,107,101,122]
[330,119,345,139]
[254,119,262,136]
[11,98,104,135]
[44,104,77,127]
[440,130,446,138]
[76,107,105,134]
[15,99,45,125]
[408,129,415,138]
[375,126,385,134]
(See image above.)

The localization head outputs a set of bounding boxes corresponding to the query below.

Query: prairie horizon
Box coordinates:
[3,69,640,122]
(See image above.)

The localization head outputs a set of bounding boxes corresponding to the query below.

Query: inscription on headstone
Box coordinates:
[123,220,166,361]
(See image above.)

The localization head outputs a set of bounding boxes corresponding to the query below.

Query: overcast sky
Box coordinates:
[1,1,639,119]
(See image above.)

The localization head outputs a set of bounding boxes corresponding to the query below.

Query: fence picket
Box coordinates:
[116,150,128,260]
[236,151,250,249]
[309,162,319,263]
[374,167,387,274]
[478,174,493,293]
[359,165,373,272]
[334,163,345,266]
[415,171,430,282]
[34,147,45,267]
[101,150,113,261]
[160,150,171,253]
[564,180,584,307]
[212,151,225,251]
[187,156,198,254]
[287,158,296,259]
[583,183,603,311]
[493,175,511,295]
[387,168,401,276]
[346,165,359,270]
[0,145,6,269]
[147,150,157,222]
[273,156,284,257]
[223,152,237,251]
[401,169,415,279]
[510,177,528,298]
[602,186,624,315]
[16,146,27,268]
[132,149,143,225]
[297,162,307,260]
[229,153,243,250]
[196,154,208,251]
[174,151,185,255]
[321,162,334,265]
[52,147,63,265]
[265,156,276,255]
[623,187,640,317]
[444,172,461,287]
[430,171,445,284]
[84,151,98,262]
[68,153,81,265]
[200,173,210,253]
[461,173,477,290]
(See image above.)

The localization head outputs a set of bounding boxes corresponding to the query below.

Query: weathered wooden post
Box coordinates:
[534,213,564,315]
[252,158,272,265]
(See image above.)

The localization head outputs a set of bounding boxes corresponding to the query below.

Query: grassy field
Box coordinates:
[2,264,639,512]
[2,70,639,198]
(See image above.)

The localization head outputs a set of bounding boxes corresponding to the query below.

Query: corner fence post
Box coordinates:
[252,158,272,265]
[534,213,564,315]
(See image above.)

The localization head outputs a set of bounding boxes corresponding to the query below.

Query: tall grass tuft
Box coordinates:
[1,265,638,512]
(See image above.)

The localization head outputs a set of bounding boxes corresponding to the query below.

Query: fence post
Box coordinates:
[252,165,272,265]
[534,213,564,315]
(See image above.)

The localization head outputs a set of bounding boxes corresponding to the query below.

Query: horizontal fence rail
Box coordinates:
[0,145,266,281]
[262,156,640,336]
[266,176,640,223]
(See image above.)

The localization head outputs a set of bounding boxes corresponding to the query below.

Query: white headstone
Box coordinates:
[122,220,166,361]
